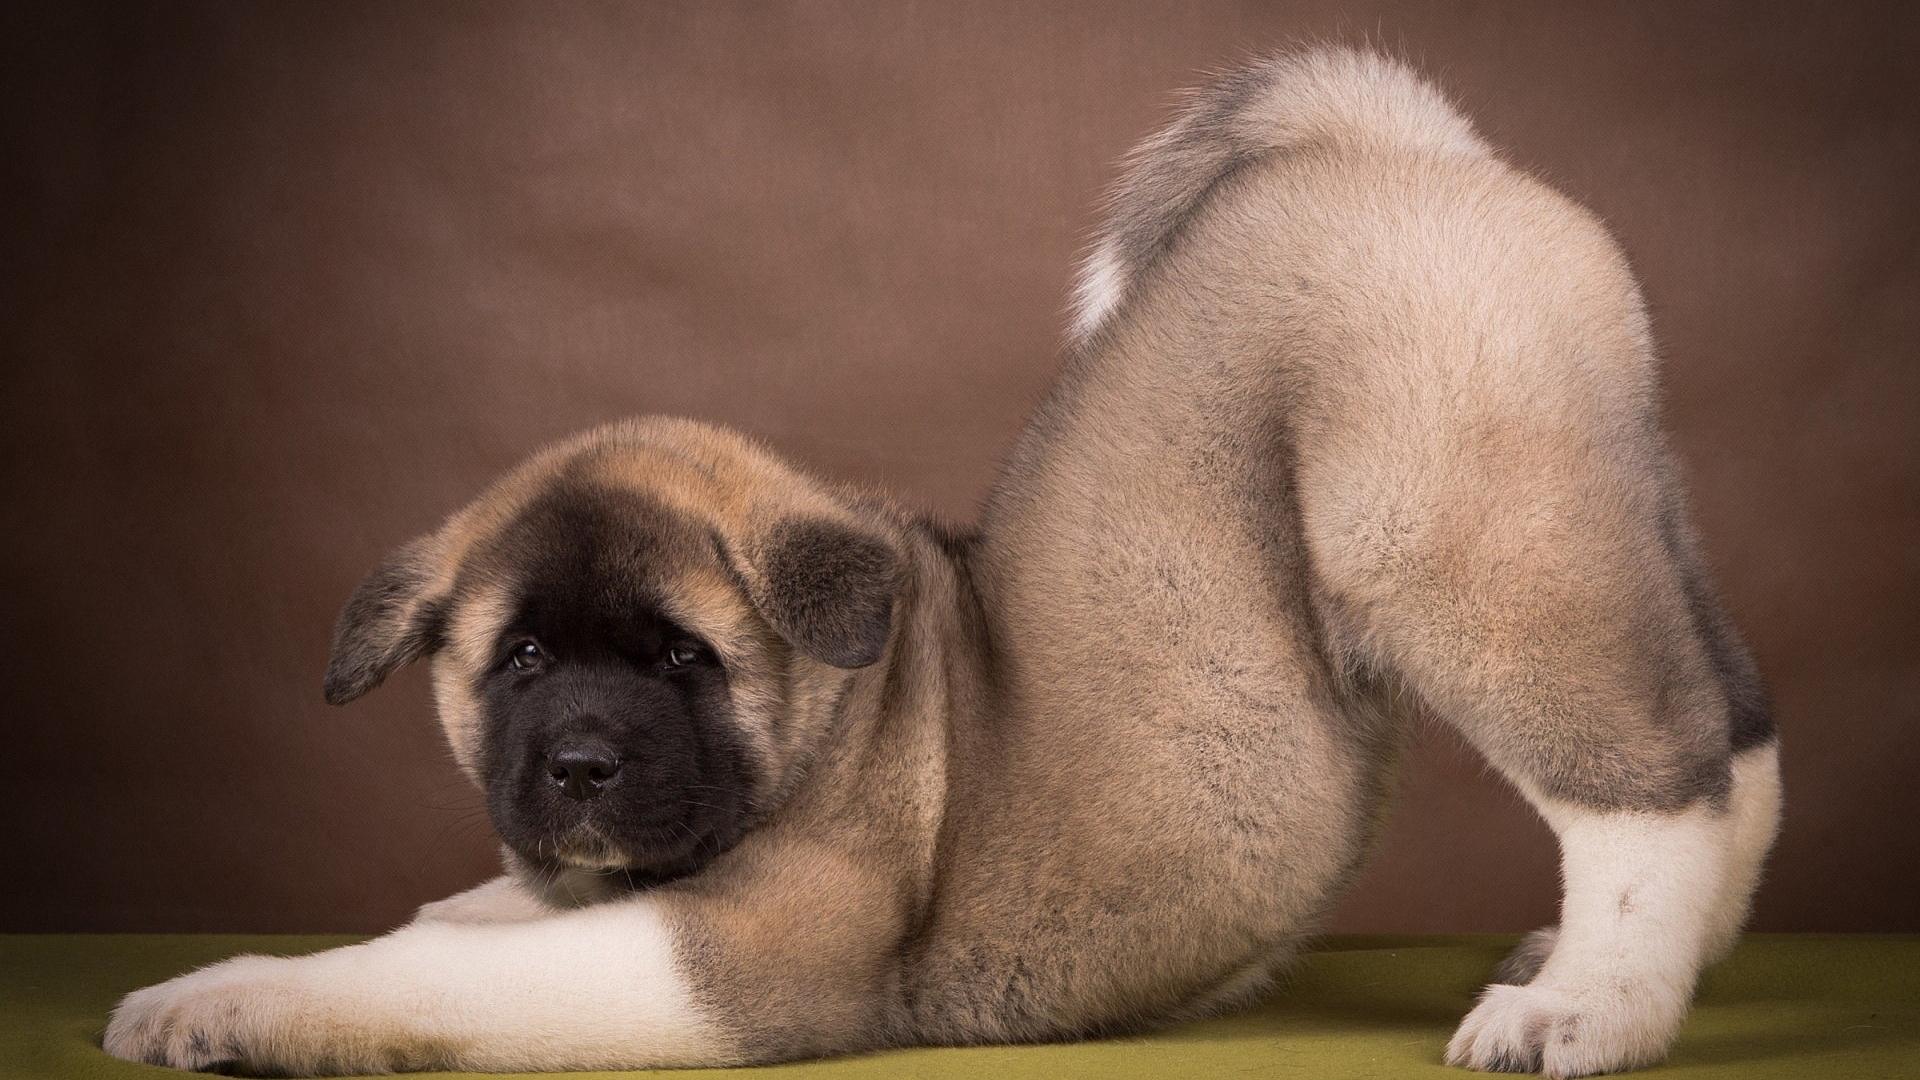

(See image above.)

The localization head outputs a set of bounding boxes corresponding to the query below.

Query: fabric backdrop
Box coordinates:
[2,0,1915,933]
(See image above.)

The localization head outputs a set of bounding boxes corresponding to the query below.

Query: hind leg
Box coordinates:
[1697,738,1782,964]
[1445,777,1735,1076]
[1305,444,1778,1075]
[1494,736,1781,991]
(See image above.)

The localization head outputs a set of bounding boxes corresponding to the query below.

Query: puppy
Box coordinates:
[105,47,1780,1078]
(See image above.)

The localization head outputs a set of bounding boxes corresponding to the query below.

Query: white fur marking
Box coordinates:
[410,873,551,926]
[1069,243,1127,343]
[1703,742,1782,963]
[1449,793,1738,1077]
[104,895,733,1072]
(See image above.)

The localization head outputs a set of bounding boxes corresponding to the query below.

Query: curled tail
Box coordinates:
[1070,47,1489,343]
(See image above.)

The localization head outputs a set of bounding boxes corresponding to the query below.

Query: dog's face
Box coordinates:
[459,483,756,882]
[322,419,902,884]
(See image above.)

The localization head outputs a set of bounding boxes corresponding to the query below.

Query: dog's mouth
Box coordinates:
[505,817,730,886]
[548,826,630,871]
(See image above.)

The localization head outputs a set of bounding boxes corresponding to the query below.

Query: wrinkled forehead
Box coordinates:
[443,474,763,667]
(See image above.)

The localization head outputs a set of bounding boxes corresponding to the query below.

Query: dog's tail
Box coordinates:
[1068,47,1487,344]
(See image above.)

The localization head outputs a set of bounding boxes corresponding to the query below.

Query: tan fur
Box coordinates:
[105,48,1778,1077]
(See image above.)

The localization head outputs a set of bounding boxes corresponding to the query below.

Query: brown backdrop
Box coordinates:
[2,1,1916,934]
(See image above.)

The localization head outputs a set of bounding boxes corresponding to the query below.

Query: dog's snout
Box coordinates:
[547,741,622,801]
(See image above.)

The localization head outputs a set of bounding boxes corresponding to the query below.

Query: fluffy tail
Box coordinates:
[1069,47,1487,344]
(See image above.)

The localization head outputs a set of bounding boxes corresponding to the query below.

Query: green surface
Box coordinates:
[3,934,1916,1078]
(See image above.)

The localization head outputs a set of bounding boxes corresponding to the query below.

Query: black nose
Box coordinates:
[547,743,622,801]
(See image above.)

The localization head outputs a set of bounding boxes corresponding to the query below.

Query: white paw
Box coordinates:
[103,952,426,1075]
[1445,981,1683,1078]
[104,954,306,1072]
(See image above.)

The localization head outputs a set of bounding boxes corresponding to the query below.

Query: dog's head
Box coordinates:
[322,418,903,884]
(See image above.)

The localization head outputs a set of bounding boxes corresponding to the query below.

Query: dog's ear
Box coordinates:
[323,534,450,705]
[744,517,902,669]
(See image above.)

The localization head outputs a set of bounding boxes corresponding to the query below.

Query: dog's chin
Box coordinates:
[505,820,723,888]
[555,846,630,873]
[533,824,637,872]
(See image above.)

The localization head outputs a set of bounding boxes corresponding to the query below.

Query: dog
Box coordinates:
[104,47,1781,1078]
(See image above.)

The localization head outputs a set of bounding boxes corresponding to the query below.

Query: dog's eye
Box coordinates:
[508,640,545,671]
[664,644,704,668]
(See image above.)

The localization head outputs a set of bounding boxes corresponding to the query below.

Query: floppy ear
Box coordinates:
[746,518,902,668]
[322,535,449,705]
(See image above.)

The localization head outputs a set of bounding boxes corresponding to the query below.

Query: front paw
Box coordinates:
[105,954,308,1072]
[1445,981,1682,1078]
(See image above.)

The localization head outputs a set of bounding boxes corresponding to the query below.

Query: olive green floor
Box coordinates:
[4,934,1915,1078]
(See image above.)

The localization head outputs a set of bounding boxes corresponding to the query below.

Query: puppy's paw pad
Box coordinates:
[1446,982,1677,1078]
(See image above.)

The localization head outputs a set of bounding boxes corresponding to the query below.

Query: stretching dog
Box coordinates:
[106,48,1780,1078]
